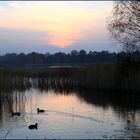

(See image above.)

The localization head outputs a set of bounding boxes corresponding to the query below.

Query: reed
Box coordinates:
[0,63,140,93]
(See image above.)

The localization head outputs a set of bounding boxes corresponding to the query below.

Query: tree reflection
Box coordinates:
[0,77,140,138]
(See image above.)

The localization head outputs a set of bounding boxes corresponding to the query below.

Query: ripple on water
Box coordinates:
[0,88,140,139]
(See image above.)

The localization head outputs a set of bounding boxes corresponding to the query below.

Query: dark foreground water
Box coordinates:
[0,87,140,139]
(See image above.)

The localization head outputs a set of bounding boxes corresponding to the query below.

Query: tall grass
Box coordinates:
[0,64,140,93]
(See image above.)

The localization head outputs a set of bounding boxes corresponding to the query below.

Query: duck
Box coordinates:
[37,108,45,114]
[11,110,20,117]
[28,123,38,129]
[127,119,131,124]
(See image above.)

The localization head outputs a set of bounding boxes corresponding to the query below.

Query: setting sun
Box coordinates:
[0,1,113,50]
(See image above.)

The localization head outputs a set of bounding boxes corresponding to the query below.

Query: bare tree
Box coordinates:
[107,1,140,52]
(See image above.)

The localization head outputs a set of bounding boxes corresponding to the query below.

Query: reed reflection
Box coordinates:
[0,77,140,138]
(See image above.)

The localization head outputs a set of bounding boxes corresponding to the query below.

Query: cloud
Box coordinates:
[0,1,114,52]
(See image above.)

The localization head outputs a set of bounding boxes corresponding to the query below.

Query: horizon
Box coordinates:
[0,1,121,55]
[0,49,119,56]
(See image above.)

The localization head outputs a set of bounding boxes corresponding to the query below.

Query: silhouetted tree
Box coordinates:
[71,50,79,56]
[79,49,86,55]
[108,1,140,52]
[79,50,87,63]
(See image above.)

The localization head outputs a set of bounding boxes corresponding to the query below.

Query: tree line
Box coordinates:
[0,50,115,66]
[0,50,140,67]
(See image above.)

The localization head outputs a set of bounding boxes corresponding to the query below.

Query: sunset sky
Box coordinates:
[0,1,120,54]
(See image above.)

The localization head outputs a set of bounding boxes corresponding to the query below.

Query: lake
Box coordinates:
[0,87,140,139]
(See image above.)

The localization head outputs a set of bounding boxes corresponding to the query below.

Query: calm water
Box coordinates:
[0,88,140,139]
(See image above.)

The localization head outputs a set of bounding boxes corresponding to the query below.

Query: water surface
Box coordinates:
[0,88,140,139]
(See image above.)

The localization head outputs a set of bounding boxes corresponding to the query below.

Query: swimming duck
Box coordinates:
[37,108,45,114]
[28,123,38,129]
[11,110,20,117]
[127,119,131,124]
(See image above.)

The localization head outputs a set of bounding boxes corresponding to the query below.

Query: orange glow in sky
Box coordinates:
[0,2,113,49]
[48,37,72,48]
